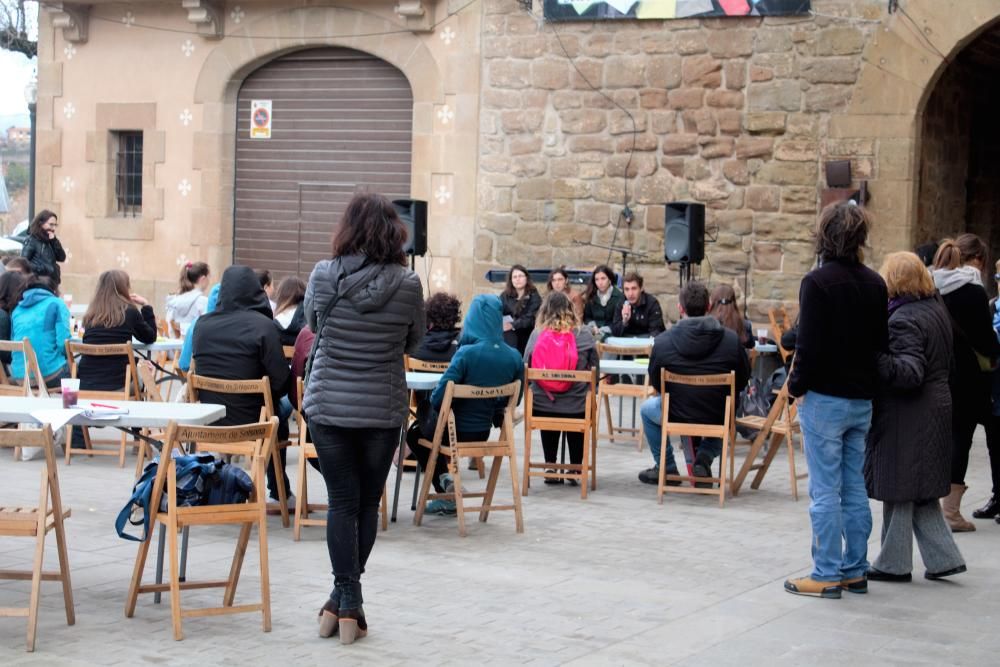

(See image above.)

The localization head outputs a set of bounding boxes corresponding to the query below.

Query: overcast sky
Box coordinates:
[0,49,35,125]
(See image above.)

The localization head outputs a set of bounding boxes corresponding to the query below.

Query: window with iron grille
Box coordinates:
[113,131,143,217]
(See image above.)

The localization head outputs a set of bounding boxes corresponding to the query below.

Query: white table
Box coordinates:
[604,336,655,349]
[69,303,87,317]
[406,371,443,391]
[600,359,649,376]
[0,397,224,429]
[755,343,778,354]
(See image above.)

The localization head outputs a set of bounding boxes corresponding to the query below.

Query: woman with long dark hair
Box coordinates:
[709,284,753,349]
[500,264,540,354]
[545,266,584,321]
[931,234,1000,531]
[303,192,424,643]
[0,271,26,370]
[79,270,157,391]
[582,264,623,339]
[273,276,306,346]
[21,209,66,286]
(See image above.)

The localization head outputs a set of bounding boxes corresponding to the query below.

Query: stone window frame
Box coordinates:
[85,103,164,240]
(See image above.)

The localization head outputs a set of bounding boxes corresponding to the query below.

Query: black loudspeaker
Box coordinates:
[392,199,428,256]
[664,202,705,265]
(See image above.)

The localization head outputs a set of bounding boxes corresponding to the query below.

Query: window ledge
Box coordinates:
[93,217,154,240]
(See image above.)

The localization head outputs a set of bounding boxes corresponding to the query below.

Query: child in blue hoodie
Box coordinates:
[11,276,71,388]
[413,294,523,515]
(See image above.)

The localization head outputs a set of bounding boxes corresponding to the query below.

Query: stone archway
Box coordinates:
[836,2,1000,261]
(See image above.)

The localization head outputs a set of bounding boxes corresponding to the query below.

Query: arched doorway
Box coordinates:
[916,23,1000,262]
[233,47,414,279]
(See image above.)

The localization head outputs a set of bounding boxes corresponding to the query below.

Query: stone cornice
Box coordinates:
[395,1,432,32]
[181,0,224,39]
[48,2,90,44]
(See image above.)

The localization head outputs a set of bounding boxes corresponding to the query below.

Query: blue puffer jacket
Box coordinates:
[430,295,524,433]
[11,287,71,380]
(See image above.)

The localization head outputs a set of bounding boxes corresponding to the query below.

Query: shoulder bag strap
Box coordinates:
[304,266,348,385]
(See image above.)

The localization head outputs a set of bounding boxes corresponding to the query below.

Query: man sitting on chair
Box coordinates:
[610,272,666,338]
[637,281,749,486]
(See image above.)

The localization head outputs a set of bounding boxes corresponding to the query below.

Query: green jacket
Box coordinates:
[584,286,625,329]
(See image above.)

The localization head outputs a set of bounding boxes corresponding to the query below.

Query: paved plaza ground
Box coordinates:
[1,414,999,665]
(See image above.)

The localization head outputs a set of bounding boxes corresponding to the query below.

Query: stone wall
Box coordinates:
[475,0,883,321]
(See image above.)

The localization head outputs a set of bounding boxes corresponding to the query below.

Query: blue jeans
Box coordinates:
[798,391,873,582]
[640,396,722,472]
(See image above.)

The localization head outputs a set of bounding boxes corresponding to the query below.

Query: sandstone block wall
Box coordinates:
[475,0,882,321]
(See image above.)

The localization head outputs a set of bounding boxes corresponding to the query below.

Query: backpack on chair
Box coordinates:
[531,329,578,400]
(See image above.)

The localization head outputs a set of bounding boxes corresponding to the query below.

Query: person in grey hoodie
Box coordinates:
[524,291,598,485]
[931,234,1000,532]
[303,193,424,643]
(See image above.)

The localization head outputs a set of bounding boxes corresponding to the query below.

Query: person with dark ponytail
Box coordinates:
[21,210,66,286]
[932,234,1000,531]
[709,284,753,349]
[166,261,210,336]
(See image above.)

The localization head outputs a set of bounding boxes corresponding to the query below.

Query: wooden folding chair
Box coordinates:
[413,380,524,536]
[732,377,806,499]
[768,307,794,365]
[0,339,48,461]
[64,341,139,467]
[282,346,295,363]
[522,366,598,499]
[0,425,74,651]
[187,374,290,528]
[134,360,185,478]
[596,342,654,450]
[125,418,277,641]
[657,370,736,508]
[293,378,388,539]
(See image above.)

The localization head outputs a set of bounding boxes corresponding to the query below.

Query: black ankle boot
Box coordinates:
[972,495,1000,519]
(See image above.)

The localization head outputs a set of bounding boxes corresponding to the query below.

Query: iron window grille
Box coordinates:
[114,131,143,217]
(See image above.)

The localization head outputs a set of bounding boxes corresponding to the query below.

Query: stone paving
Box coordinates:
[1,414,998,665]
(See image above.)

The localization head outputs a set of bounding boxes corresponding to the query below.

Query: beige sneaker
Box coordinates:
[784,576,842,599]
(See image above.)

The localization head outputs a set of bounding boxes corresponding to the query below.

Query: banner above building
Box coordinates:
[544,0,811,20]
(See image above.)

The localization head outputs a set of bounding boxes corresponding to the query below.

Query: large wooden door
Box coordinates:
[234,47,414,279]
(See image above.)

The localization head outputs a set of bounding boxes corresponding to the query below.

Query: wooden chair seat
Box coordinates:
[413,380,524,536]
[0,339,50,461]
[522,367,598,499]
[0,425,75,652]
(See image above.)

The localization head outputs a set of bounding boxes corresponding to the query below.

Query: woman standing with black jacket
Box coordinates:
[21,210,66,286]
[303,193,424,644]
[932,234,1000,532]
[500,264,540,354]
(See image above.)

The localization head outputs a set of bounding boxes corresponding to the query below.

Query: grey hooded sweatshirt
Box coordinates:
[303,254,424,429]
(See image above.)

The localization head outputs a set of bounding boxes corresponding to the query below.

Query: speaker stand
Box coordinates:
[575,241,647,287]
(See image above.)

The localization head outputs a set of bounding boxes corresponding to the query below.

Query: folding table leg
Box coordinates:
[390,425,406,522]
[154,524,166,604]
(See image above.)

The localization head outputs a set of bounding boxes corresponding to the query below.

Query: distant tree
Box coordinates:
[1,0,36,58]
[5,162,28,191]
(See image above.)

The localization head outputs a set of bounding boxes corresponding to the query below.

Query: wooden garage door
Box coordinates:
[234,47,414,279]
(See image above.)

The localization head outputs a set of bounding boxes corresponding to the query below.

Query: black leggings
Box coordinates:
[533,409,584,465]
[310,422,398,612]
[951,403,1000,491]
[407,426,490,492]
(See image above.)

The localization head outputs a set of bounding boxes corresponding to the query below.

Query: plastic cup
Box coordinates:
[61,378,80,408]
[757,329,768,345]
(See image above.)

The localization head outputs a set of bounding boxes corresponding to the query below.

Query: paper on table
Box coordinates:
[30,408,83,431]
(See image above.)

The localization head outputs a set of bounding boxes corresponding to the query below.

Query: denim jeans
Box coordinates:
[797,391,873,582]
[640,396,722,472]
[310,422,399,611]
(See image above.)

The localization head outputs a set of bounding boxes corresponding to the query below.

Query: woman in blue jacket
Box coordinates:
[11,276,71,388]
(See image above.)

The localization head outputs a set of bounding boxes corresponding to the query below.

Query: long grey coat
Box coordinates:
[303,254,424,429]
[864,297,953,503]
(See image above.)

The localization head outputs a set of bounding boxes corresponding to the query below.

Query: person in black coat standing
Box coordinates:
[500,264,541,354]
[21,210,66,287]
[931,234,1000,531]
[865,252,965,582]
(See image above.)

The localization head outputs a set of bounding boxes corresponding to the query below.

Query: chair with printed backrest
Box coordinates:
[413,380,524,537]
[768,307,794,365]
[0,339,50,461]
[522,366,598,499]
[186,372,290,528]
[596,342,655,451]
[63,340,140,468]
[732,373,806,500]
[657,369,736,508]
[293,377,388,540]
[0,424,75,652]
[124,418,277,641]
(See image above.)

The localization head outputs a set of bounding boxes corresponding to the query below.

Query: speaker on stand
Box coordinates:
[663,202,705,288]
[392,198,428,270]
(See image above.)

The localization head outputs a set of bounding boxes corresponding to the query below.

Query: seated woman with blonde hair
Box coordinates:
[864,251,965,582]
